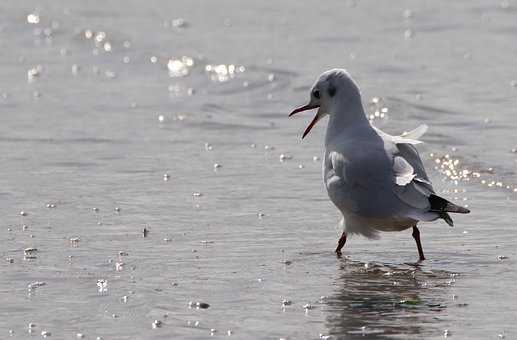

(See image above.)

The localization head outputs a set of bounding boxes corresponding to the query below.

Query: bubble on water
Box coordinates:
[281,299,292,306]
[150,56,158,63]
[158,114,165,122]
[497,255,508,260]
[404,29,414,39]
[41,330,51,337]
[257,212,265,219]
[205,143,213,151]
[84,29,93,39]
[213,163,222,170]
[303,303,313,310]
[192,192,202,197]
[510,80,517,87]
[152,320,162,329]
[268,73,275,82]
[444,329,451,337]
[95,31,106,43]
[227,329,233,336]
[27,13,40,24]
[121,295,129,303]
[163,173,170,181]
[115,262,124,271]
[319,334,331,340]
[6,257,14,263]
[123,40,131,48]
[103,42,112,52]
[403,9,413,18]
[210,329,217,335]
[76,333,85,339]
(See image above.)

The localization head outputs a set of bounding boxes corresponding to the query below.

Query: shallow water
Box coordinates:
[1,0,516,339]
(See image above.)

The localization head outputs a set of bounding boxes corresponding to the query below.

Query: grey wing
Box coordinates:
[392,142,435,211]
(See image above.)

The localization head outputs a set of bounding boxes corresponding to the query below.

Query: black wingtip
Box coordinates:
[429,194,470,214]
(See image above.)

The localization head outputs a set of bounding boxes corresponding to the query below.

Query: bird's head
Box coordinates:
[289,69,361,139]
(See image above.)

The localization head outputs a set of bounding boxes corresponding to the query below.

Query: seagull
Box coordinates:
[289,69,470,261]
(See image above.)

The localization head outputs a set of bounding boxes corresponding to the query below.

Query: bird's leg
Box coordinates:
[335,231,347,256]
[412,226,426,261]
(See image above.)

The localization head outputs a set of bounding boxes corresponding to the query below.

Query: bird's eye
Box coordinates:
[313,90,320,99]
[328,85,336,97]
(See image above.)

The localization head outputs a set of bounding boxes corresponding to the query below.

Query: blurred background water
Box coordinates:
[1,0,516,339]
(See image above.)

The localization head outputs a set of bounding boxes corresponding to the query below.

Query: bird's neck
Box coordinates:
[325,97,371,146]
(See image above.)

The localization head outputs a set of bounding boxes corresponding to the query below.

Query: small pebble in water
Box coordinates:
[210,328,217,335]
[281,299,292,306]
[92,207,99,213]
[163,173,170,181]
[257,212,265,219]
[6,257,14,263]
[24,248,38,256]
[303,303,313,310]
[97,279,108,293]
[20,211,28,216]
[70,237,80,246]
[313,156,320,162]
[115,262,124,271]
[22,225,29,231]
[319,334,331,340]
[9,329,13,336]
[497,255,508,260]
[192,192,202,197]
[76,333,85,339]
[205,143,213,151]
[152,320,162,329]
[213,163,222,170]
[143,227,149,237]
[444,329,451,337]
[121,295,129,303]
[114,207,120,212]
[28,281,46,290]
[41,330,51,337]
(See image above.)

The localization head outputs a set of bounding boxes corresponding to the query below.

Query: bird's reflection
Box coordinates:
[324,259,452,339]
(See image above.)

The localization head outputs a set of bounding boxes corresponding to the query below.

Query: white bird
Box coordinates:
[289,69,469,261]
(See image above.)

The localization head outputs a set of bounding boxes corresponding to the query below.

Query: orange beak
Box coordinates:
[289,104,321,139]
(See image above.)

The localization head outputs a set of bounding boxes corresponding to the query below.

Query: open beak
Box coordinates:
[289,103,321,139]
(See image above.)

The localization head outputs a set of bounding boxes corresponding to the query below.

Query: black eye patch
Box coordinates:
[313,90,320,99]
[328,85,336,97]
